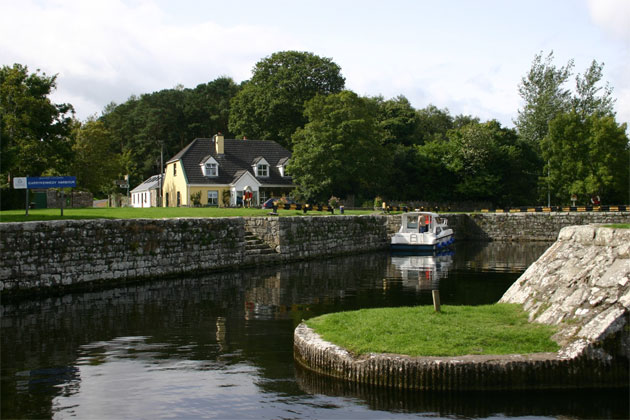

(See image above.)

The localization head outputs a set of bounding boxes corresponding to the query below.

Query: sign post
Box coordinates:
[13,176,77,216]
[12,177,28,215]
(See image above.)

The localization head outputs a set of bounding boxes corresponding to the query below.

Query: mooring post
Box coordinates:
[432,289,441,312]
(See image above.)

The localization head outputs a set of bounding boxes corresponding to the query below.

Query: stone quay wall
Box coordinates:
[386,212,629,241]
[0,215,388,295]
[244,215,388,260]
[294,225,630,390]
[2,212,628,295]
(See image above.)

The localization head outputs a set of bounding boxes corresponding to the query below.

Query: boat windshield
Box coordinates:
[406,216,418,230]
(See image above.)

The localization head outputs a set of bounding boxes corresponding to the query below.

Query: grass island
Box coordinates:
[305,303,560,357]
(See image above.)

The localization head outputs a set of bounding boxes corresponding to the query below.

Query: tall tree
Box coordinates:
[0,64,75,184]
[573,60,615,119]
[70,119,122,196]
[515,51,573,148]
[415,105,454,144]
[373,95,419,146]
[229,51,345,149]
[541,112,629,204]
[289,91,384,202]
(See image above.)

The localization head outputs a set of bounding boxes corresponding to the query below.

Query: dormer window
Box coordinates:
[257,163,268,177]
[201,156,219,177]
[206,162,218,177]
[252,157,270,178]
[277,157,289,177]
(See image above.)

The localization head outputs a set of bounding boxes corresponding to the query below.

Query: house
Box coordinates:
[162,134,294,207]
[130,174,164,208]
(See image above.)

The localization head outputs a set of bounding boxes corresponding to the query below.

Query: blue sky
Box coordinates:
[2,0,629,128]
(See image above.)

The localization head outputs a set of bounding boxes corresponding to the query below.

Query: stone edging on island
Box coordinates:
[294,225,630,390]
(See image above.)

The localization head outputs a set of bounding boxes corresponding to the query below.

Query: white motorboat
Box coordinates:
[390,211,454,252]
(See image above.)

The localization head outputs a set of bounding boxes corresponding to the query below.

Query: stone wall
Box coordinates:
[46,190,94,208]
[0,218,245,293]
[294,225,630,390]
[386,212,629,241]
[2,213,629,295]
[500,225,630,360]
[0,216,389,295]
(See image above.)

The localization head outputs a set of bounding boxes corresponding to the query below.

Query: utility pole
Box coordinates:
[547,160,551,208]
[159,140,164,207]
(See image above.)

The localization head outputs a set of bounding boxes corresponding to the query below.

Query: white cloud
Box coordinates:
[587,0,630,43]
[0,0,301,119]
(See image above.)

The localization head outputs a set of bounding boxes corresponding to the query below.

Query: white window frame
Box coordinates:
[207,190,218,206]
[205,162,218,177]
[257,163,269,177]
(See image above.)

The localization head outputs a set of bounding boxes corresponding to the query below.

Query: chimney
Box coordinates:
[214,132,224,154]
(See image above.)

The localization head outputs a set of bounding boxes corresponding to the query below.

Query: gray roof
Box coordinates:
[166,138,293,186]
[131,174,164,193]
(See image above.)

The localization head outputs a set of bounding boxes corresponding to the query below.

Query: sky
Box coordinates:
[1,0,629,129]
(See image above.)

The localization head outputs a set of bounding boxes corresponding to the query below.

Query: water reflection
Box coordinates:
[2,241,627,419]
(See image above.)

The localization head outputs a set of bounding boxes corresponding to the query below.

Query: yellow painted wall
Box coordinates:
[189,186,230,206]
[162,161,189,207]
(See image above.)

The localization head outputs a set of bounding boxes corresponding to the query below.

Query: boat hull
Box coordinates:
[390,233,455,253]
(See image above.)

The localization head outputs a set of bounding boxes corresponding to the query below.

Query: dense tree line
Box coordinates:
[1,50,628,210]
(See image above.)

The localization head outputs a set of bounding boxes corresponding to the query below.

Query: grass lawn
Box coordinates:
[305,303,559,357]
[605,224,630,229]
[0,207,379,222]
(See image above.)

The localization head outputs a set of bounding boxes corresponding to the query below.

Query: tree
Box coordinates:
[0,64,75,184]
[573,60,615,119]
[415,105,454,144]
[70,119,122,196]
[541,112,629,204]
[100,77,240,187]
[373,95,419,146]
[515,51,573,148]
[442,120,538,206]
[229,51,345,149]
[289,91,384,202]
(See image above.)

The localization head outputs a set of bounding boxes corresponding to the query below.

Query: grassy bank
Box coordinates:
[0,207,378,223]
[605,224,630,229]
[305,303,559,357]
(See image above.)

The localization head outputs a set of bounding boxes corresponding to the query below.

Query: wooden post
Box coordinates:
[432,290,441,312]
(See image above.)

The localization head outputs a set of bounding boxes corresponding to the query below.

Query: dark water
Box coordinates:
[1,242,628,419]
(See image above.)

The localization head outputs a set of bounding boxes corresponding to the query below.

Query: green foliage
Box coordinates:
[573,60,616,118]
[306,303,559,357]
[0,64,75,185]
[541,112,629,204]
[70,119,122,196]
[190,191,202,207]
[415,104,454,144]
[445,120,538,205]
[101,77,239,187]
[515,51,573,148]
[373,95,420,146]
[289,91,384,202]
[228,51,345,149]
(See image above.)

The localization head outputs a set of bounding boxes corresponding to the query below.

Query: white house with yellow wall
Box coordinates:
[162,134,294,207]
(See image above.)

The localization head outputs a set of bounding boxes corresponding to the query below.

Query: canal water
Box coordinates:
[1,242,628,419]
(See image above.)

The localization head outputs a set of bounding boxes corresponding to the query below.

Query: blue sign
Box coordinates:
[27,176,77,189]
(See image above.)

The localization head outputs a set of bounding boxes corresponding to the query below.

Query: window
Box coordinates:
[257,163,268,177]
[259,190,267,204]
[165,192,169,207]
[177,191,181,207]
[173,163,177,176]
[207,190,218,206]
[205,163,218,177]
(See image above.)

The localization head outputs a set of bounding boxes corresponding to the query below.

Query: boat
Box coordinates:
[390,211,454,252]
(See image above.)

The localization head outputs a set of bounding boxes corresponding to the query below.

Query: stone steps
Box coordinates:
[244,232,277,256]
